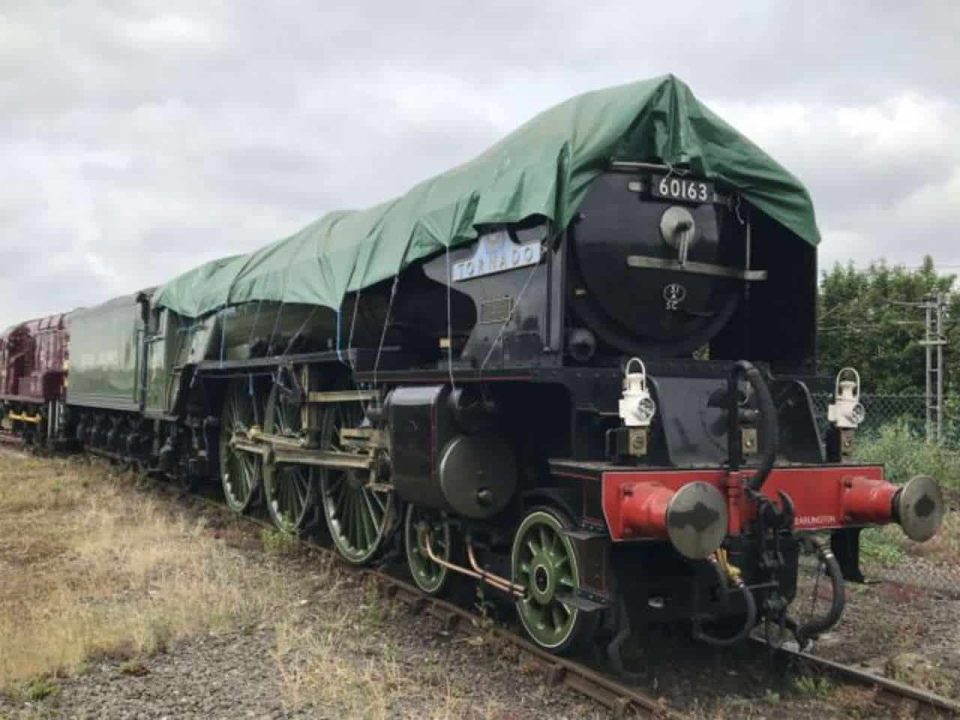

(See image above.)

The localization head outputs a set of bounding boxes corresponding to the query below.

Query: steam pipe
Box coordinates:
[421,531,525,597]
[466,541,526,596]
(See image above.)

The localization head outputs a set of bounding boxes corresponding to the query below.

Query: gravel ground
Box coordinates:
[0,631,294,720]
[0,619,604,720]
[814,576,960,700]
[0,471,608,720]
[1,457,956,720]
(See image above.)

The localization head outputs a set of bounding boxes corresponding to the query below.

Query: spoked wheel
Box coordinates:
[512,507,595,654]
[219,378,264,513]
[318,400,393,564]
[263,374,317,534]
[404,504,457,596]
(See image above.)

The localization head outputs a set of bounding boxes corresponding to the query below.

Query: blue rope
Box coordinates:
[335,306,344,364]
[219,314,227,368]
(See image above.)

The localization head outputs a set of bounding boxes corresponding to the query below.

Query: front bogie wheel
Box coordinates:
[512,506,595,654]
[404,504,458,596]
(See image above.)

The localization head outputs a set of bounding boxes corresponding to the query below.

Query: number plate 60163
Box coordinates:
[650,175,714,204]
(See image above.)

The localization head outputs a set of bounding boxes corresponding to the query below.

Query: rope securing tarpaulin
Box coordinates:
[153,75,819,319]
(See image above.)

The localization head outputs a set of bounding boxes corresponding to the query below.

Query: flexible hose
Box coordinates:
[791,538,846,644]
[730,360,779,491]
[692,560,758,647]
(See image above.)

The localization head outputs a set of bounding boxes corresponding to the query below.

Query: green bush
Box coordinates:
[855,421,960,489]
[260,527,300,556]
[858,524,907,567]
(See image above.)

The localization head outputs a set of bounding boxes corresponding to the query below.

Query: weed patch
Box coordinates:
[21,676,60,702]
[859,525,907,567]
[260,526,300,556]
[856,422,960,489]
[792,675,834,698]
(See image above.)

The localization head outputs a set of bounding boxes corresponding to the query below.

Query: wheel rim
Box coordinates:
[319,401,391,564]
[404,505,451,594]
[512,510,581,650]
[267,465,313,534]
[219,379,263,513]
[264,377,315,533]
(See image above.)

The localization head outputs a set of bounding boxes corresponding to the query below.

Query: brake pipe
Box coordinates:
[692,551,757,647]
[789,537,846,644]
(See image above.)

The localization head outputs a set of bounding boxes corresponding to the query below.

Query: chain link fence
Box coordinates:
[805,393,960,630]
[810,393,932,439]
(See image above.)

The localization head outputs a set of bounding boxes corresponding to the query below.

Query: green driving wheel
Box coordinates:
[219,378,264,513]
[404,504,454,595]
[263,376,317,535]
[512,507,593,654]
[318,400,393,564]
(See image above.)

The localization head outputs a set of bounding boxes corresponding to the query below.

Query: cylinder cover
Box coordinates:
[439,433,517,519]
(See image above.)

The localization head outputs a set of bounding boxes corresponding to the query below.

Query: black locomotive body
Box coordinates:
[6,77,944,660]
[41,161,941,658]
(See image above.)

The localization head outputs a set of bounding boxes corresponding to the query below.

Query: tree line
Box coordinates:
[817,257,959,394]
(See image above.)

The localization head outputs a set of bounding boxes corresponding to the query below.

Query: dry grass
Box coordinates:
[0,451,537,718]
[0,450,297,692]
[272,579,525,720]
[275,619,520,720]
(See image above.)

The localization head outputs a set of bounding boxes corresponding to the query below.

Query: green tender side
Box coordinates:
[67,294,144,411]
[154,74,820,320]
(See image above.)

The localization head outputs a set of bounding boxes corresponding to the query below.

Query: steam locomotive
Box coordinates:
[0,76,945,660]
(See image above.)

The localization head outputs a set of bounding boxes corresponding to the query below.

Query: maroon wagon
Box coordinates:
[0,313,68,443]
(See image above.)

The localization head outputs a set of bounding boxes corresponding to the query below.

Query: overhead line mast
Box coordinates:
[918,293,947,443]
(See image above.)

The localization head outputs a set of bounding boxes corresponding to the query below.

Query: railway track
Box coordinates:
[756,638,960,718]
[5,447,957,718]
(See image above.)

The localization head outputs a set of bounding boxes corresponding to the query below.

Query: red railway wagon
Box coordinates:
[0,313,68,444]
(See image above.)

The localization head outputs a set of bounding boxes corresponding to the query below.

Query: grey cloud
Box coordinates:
[0,0,958,328]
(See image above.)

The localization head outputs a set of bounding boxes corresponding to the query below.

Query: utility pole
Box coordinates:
[920,293,947,443]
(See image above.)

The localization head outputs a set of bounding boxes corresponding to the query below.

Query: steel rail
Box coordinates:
[367,569,675,719]
[752,637,960,716]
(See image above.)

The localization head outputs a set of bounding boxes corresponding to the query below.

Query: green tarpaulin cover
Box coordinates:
[154,75,819,318]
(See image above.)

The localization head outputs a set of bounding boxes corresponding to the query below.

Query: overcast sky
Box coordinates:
[1,1,958,328]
